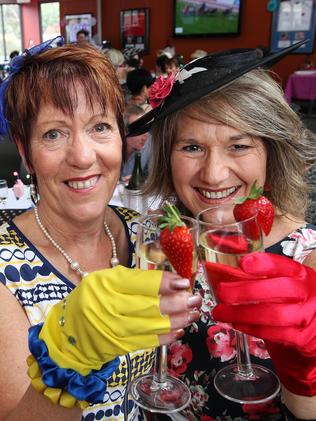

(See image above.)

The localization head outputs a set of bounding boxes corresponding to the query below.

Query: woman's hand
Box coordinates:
[159,271,202,345]
[210,252,316,397]
[38,266,201,373]
[27,265,201,408]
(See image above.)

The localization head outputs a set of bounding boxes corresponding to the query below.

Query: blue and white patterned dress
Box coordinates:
[0,206,154,421]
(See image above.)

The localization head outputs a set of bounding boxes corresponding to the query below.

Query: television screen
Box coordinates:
[173,0,242,37]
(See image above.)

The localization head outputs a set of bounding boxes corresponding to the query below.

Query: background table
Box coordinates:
[110,183,161,213]
[0,186,32,210]
[0,187,32,225]
[284,70,316,115]
[0,184,161,226]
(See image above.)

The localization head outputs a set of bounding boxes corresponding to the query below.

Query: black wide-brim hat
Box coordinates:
[128,39,307,136]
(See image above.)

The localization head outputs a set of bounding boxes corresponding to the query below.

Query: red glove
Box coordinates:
[210,252,316,396]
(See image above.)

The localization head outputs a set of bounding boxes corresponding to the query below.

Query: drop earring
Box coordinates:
[26,174,38,204]
[264,182,271,192]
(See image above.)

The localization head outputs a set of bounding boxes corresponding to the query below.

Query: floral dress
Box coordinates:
[165,224,316,421]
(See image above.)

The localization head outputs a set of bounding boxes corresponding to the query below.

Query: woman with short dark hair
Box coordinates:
[0,37,199,420]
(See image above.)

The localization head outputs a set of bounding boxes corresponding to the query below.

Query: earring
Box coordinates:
[264,182,271,192]
[26,174,38,204]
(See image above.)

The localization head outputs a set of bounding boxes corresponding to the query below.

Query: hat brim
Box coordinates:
[128,39,307,136]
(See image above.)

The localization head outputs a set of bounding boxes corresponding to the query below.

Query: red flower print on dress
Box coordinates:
[206,322,236,362]
[190,385,209,412]
[248,336,269,359]
[281,227,316,263]
[242,401,280,419]
[149,74,174,108]
[201,416,216,421]
[167,340,193,377]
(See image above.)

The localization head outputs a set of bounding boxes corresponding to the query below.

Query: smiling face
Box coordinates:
[21,86,122,223]
[170,114,267,216]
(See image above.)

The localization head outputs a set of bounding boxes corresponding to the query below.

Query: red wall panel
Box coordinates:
[21,0,41,48]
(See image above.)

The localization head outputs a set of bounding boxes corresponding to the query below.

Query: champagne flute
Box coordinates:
[129,213,198,413]
[197,204,280,404]
[0,179,8,207]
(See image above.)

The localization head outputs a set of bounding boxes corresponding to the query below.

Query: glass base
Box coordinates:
[129,374,191,414]
[214,364,280,404]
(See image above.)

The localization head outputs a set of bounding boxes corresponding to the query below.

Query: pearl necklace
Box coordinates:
[34,206,119,278]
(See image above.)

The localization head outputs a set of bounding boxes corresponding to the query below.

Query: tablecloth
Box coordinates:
[284,70,316,103]
[0,184,161,226]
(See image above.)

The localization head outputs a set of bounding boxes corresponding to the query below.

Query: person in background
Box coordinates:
[169,57,181,75]
[76,29,90,46]
[103,48,130,100]
[121,104,151,181]
[0,36,200,420]
[128,42,316,420]
[101,39,112,51]
[190,48,207,61]
[163,43,176,59]
[9,50,19,61]
[155,54,174,78]
[156,44,175,61]
[104,48,126,76]
[0,51,20,82]
[122,46,143,70]
[126,68,154,112]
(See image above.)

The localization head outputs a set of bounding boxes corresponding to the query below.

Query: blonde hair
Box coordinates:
[145,69,316,218]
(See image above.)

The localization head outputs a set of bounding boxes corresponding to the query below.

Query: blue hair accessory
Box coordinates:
[0,35,64,136]
[29,323,120,404]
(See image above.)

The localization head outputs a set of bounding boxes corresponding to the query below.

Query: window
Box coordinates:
[0,4,22,62]
[40,2,60,42]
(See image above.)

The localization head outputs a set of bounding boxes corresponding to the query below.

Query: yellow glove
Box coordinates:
[41,265,169,373]
[28,265,170,406]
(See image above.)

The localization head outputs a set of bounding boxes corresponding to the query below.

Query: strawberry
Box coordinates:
[233,181,274,239]
[207,232,250,254]
[158,202,194,280]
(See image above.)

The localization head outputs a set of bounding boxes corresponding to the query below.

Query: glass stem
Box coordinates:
[153,345,168,384]
[236,332,255,378]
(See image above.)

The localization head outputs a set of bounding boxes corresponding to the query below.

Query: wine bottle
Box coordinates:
[126,152,144,191]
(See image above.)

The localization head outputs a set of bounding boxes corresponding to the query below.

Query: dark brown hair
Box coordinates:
[5,43,126,170]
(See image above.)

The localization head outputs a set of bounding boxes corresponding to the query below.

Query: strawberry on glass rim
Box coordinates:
[233,181,274,239]
[158,202,194,281]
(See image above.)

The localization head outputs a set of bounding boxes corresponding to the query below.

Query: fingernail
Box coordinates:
[188,310,199,323]
[173,329,185,340]
[187,294,201,308]
[171,278,190,289]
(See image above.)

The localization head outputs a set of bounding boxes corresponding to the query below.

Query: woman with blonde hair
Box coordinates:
[129,41,316,420]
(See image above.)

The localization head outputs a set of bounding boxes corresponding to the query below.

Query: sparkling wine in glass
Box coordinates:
[0,179,8,207]
[197,204,280,404]
[129,213,198,413]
